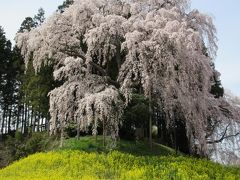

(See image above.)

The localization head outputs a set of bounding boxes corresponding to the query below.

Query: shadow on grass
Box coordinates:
[57,136,180,157]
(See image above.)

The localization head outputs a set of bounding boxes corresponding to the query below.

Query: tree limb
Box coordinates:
[207,123,240,144]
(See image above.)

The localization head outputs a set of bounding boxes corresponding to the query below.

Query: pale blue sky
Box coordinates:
[0,0,62,41]
[191,0,240,96]
[0,0,239,96]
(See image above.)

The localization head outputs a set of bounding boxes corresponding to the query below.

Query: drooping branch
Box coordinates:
[207,123,240,144]
[207,132,240,144]
[219,105,233,118]
[63,48,87,62]
[89,61,107,76]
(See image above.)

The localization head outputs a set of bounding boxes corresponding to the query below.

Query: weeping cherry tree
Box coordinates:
[16,0,240,154]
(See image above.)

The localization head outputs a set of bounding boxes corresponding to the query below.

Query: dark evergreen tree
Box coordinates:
[17,8,56,133]
[18,17,37,33]
[21,59,55,132]
[0,27,12,135]
[0,8,53,136]
[0,27,23,136]
[57,0,74,13]
[33,8,45,26]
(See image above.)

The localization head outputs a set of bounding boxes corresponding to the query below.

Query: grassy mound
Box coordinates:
[58,136,177,156]
[0,150,239,180]
[1,136,240,179]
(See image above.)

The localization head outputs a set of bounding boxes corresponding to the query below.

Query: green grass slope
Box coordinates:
[0,136,239,180]
[58,136,177,156]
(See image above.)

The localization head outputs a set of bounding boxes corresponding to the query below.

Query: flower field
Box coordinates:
[0,150,239,180]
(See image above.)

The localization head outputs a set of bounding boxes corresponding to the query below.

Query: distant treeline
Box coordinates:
[0,1,73,138]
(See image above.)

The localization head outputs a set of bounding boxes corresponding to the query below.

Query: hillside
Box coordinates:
[0,137,239,179]
[57,136,178,156]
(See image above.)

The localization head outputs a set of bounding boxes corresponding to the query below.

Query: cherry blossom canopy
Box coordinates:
[16,0,240,154]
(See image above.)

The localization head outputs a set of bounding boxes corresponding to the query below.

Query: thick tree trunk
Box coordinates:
[95,134,97,143]
[37,112,40,132]
[103,117,106,147]
[7,105,12,133]
[0,116,2,141]
[77,120,80,140]
[30,108,33,133]
[174,123,178,154]
[149,89,153,150]
[27,105,31,133]
[40,115,44,131]
[46,113,51,133]
[32,111,36,133]
[23,103,28,134]
[16,104,21,131]
[20,105,25,133]
[116,40,121,70]
[60,125,64,148]
[1,108,6,135]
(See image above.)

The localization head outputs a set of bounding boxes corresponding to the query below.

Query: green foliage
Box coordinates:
[17,9,48,116]
[0,27,23,134]
[24,133,48,154]
[64,123,77,138]
[210,63,224,98]
[120,94,149,139]
[0,26,14,106]
[3,135,26,164]
[18,17,37,33]
[57,0,74,13]
[17,8,51,118]
[18,8,45,33]
[33,8,45,26]
[58,136,177,156]
[21,60,55,117]
[0,150,239,179]
[211,80,224,98]
[0,132,57,168]
[14,130,23,141]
